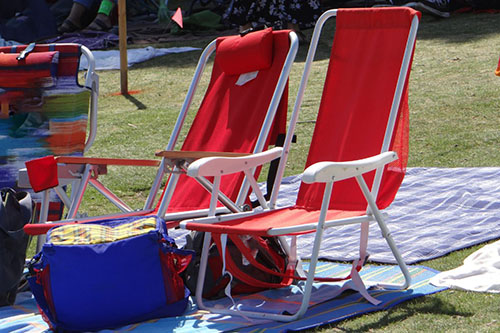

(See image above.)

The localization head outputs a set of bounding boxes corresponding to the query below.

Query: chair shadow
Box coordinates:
[305,294,472,332]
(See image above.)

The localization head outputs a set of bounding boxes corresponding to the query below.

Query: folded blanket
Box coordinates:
[79,46,201,70]
[430,240,500,293]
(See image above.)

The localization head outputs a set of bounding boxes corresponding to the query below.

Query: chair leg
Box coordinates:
[193,183,335,322]
[66,164,93,219]
[35,189,50,252]
[192,179,404,321]
[194,232,212,311]
[355,175,412,290]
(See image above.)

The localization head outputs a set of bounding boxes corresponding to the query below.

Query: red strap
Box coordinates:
[229,235,293,287]
[213,233,360,286]
[158,250,186,303]
[254,236,286,271]
[234,234,362,283]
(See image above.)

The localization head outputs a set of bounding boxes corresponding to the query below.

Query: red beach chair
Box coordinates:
[23,28,299,237]
[180,7,420,321]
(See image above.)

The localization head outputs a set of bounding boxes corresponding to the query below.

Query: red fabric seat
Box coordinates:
[184,206,365,236]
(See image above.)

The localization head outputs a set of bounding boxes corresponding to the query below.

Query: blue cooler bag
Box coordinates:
[28,216,193,331]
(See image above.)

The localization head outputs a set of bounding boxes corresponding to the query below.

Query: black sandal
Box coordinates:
[85,17,112,32]
[58,19,81,34]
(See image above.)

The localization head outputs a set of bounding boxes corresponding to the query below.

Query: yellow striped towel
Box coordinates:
[49,217,158,245]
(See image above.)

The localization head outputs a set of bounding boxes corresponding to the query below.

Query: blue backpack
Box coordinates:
[28,216,193,332]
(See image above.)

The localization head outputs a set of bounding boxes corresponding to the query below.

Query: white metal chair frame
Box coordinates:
[16,44,99,249]
[179,9,420,322]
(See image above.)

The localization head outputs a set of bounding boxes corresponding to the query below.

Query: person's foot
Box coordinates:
[58,18,82,34]
[58,2,86,34]
[85,13,113,31]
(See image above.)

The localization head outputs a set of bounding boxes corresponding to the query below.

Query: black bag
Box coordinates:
[182,231,295,300]
[0,188,34,306]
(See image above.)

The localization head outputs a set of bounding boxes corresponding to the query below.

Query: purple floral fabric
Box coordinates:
[225,0,321,30]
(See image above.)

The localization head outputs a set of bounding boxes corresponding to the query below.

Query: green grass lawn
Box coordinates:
[38,10,500,332]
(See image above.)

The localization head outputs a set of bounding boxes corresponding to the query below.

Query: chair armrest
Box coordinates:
[302,151,398,184]
[155,150,249,159]
[55,156,161,167]
[187,147,283,177]
[179,210,260,230]
[19,156,161,190]
[155,150,250,166]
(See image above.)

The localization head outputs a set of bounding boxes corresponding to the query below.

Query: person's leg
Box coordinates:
[74,0,95,8]
[86,0,116,31]
[58,1,87,33]
[58,0,101,33]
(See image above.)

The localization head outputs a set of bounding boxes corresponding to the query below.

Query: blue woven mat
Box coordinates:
[0,263,445,332]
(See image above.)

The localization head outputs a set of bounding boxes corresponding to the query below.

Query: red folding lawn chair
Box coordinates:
[23,28,299,240]
[180,7,420,321]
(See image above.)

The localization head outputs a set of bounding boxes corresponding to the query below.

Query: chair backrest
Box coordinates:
[0,43,97,189]
[0,43,97,221]
[295,8,420,211]
[157,29,295,213]
[1,44,81,78]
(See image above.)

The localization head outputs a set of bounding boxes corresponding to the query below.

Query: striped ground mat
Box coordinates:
[0,263,445,332]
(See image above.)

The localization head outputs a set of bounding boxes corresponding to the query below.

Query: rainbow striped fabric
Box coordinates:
[0,262,446,332]
[0,44,90,221]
